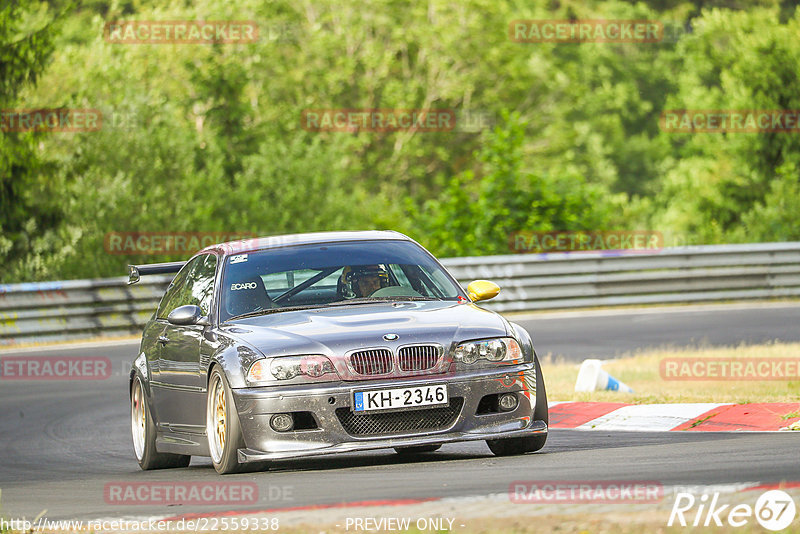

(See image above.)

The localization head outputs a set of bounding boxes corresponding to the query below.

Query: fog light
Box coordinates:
[498,393,518,412]
[270,413,294,432]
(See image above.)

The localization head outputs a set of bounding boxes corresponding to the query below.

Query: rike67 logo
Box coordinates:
[669,489,796,531]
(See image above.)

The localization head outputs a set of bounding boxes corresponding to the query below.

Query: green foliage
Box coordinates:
[412,112,620,257]
[0,1,67,280]
[650,7,800,243]
[2,0,800,281]
[739,162,800,242]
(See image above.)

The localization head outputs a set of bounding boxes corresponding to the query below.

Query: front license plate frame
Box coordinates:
[352,384,448,413]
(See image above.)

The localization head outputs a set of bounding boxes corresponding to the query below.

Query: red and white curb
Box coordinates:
[549,401,800,431]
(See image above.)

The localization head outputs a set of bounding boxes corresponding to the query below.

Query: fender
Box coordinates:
[508,321,536,363]
[129,351,151,396]
[206,331,266,389]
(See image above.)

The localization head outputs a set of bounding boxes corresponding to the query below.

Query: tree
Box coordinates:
[0,1,68,282]
[411,112,621,257]
[651,7,800,243]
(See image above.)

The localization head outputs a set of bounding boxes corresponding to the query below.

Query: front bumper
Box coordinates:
[232,364,546,462]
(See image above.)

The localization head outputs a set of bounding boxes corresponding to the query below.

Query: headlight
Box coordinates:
[246,355,338,385]
[453,337,526,366]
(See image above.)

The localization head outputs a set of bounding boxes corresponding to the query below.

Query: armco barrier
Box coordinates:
[0,276,172,346]
[441,242,800,312]
[1,242,799,345]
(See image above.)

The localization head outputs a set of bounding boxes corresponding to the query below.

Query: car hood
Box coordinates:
[219,301,510,379]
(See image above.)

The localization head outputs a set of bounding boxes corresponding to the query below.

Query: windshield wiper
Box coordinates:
[225,304,325,321]
[327,296,440,306]
[227,297,445,320]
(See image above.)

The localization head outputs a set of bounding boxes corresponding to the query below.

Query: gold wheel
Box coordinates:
[207,373,228,463]
[131,377,146,461]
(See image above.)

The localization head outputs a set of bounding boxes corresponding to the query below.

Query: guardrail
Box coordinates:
[0,276,173,346]
[442,242,800,313]
[2,242,799,345]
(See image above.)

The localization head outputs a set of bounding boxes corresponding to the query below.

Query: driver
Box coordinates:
[345,265,390,297]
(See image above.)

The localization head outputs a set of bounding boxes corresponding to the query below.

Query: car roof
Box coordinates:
[200,230,414,256]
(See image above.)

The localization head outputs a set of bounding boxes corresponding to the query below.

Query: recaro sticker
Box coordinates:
[231,282,257,291]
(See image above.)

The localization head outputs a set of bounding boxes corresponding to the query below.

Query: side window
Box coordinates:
[156,255,217,319]
[185,254,217,315]
[156,259,198,319]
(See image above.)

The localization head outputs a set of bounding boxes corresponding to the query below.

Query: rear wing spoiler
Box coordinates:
[127,261,186,285]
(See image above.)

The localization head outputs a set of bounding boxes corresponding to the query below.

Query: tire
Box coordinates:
[393,444,442,454]
[131,375,191,470]
[486,355,548,456]
[207,367,252,474]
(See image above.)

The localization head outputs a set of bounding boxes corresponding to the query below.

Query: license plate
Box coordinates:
[353,385,448,413]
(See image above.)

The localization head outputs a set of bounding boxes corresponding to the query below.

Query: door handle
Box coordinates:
[157,335,170,345]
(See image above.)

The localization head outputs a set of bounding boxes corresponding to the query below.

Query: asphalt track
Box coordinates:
[1,303,799,521]
[514,302,800,361]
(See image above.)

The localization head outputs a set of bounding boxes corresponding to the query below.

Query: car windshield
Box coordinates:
[220,239,463,321]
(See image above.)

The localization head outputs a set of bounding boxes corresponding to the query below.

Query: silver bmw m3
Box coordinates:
[128,231,548,474]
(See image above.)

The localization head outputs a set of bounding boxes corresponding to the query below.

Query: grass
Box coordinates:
[540,341,800,404]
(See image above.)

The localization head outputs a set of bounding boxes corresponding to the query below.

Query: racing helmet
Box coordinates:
[341,264,390,297]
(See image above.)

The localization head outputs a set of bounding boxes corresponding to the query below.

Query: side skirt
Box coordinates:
[156,429,210,456]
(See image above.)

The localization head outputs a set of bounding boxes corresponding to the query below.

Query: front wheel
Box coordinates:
[486,433,547,456]
[207,367,254,474]
[131,375,190,470]
[486,355,548,456]
[394,445,442,454]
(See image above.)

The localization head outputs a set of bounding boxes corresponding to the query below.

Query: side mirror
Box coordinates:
[466,280,500,302]
[167,304,205,326]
